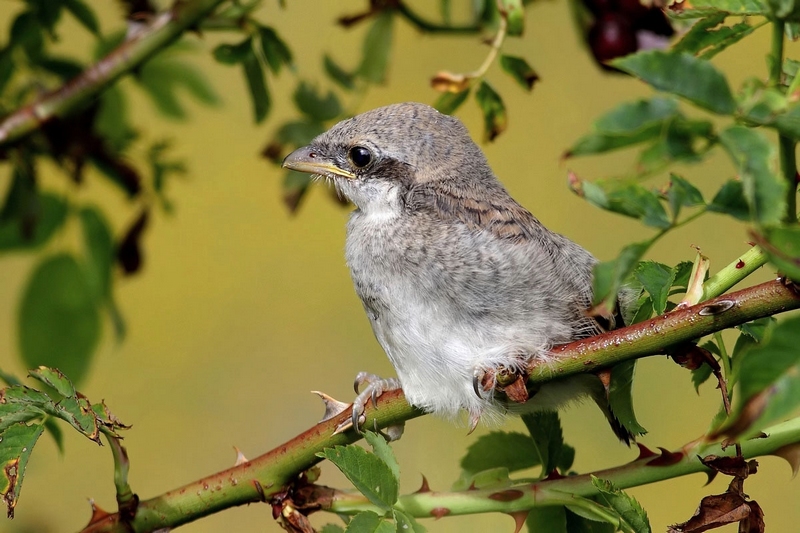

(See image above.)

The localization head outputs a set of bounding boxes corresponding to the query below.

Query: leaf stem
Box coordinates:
[701,245,768,300]
[395,1,483,34]
[770,20,785,88]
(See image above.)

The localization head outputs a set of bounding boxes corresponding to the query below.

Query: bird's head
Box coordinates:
[281,102,490,212]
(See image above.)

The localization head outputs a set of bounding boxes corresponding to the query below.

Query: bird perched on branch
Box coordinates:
[283,102,631,442]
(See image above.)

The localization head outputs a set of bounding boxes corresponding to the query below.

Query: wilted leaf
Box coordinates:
[319,445,398,511]
[612,50,736,115]
[668,492,764,533]
[475,81,507,141]
[117,210,148,275]
[500,55,538,91]
[358,11,394,84]
[18,254,101,385]
[431,71,470,93]
[719,126,786,226]
[0,421,45,518]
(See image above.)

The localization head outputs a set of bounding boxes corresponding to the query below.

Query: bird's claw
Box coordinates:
[473,368,485,399]
[340,373,402,435]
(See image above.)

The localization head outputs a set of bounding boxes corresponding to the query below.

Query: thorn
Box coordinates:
[311,390,350,422]
[543,468,565,481]
[635,443,658,460]
[332,419,353,436]
[772,442,800,478]
[87,499,110,525]
[596,368,612,395]
[233,446,248,466]
[647,447,684,467]
[508,510,530,533]
[253,480,267,502]
[703,470,718,486]
[416,475,431,493]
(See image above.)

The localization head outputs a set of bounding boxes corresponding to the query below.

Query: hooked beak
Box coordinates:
[282,146,356,179]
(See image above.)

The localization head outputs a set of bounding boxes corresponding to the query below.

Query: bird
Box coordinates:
[282,102,631,442]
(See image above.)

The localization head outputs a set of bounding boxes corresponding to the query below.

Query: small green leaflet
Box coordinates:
[319,443,399,511]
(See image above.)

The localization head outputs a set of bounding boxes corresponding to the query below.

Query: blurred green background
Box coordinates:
[1,1,797,532]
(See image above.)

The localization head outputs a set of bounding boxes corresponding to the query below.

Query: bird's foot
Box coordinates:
[332,372,402,437]
[472,365,530,404]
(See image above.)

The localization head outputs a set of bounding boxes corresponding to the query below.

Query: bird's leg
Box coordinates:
[333,372,402,436]
[473,363,530,404]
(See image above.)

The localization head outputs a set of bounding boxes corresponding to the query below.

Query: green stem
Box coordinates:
[702,245,768,300]
[770,20,785,88]
[0,0,226,146]
[779,135,797,223]
[318,418,800,519]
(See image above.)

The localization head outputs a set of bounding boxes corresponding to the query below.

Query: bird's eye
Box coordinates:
[348,146,373,168]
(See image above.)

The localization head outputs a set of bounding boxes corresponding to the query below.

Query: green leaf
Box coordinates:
[29,367,75,398]
[565,508,616,532]
[719,126,786,226]
[0,420,45,518]
[137,58,219,119]
[212,39,252,65]
[582,181,670,229]
[324,54,356,90]
[95,85,136,153]
[0,192,67,251]
[591,477,651,533]
[689,0,771,15]
[10,11,44,60]
[320,525,346,533]
[759,226,800,281]
[0,48,14,94]
[460,431,542,475]
[635,261,676,315]
[62,0,100,35]
[592,240,652,310]
[723,316,800,439]
[475,81,507,141]
[393,510,426,533]
[320,445,399,511]
[666,174,705,221]
[18,254,101,385]
[673,15,755,60]
[35,55,83,81]
[363,431,400,483]
[242,49,271,123]
[527,506,567,532]
[276,120,326,147]
[521,412,568,474]
[293,81,342,122]
[79,206,114,302]
[707,180,750,221]
[499,0,525,35]
[258,26,293,74]
[609,360,648,437]
[358,12,394,84]
[567,98,679,157]
[500,55,538,91]
[612,51,736,115]
[434,89,470,115]
[346,511,394,533]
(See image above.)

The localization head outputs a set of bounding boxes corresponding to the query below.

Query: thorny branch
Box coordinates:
[77,279,800,532]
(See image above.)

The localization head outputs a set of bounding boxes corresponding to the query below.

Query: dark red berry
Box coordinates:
[589,13,638,64]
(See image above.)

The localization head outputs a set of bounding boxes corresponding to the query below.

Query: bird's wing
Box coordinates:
[404,178,546,244]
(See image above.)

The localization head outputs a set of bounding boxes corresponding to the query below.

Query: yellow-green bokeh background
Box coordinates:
[1,2,798,532]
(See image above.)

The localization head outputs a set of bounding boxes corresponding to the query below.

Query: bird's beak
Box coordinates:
[282,146,356,179]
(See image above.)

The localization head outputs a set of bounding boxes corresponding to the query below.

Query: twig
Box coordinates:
[0,0,227,147]
[76,279,800,532]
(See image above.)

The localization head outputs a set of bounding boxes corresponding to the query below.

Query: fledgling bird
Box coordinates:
[283,102,630,442]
